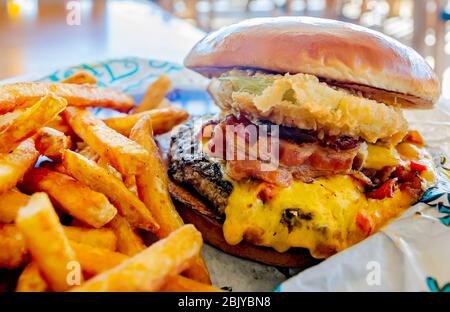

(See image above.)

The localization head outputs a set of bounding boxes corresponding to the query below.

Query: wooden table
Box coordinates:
[0,0,204,81]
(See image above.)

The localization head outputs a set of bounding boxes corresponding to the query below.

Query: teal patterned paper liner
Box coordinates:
[420,170,450,226]
[38,57,218,118]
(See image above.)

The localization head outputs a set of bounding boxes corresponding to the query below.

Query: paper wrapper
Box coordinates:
[40,58,450,292]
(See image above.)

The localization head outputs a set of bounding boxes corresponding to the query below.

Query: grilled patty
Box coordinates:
[169,118,233,217]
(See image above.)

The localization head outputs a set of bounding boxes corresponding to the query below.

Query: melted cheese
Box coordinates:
[223,175,417,258]
[364,144,401,170]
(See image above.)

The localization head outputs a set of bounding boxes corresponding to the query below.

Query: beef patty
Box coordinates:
[169,118,233,217]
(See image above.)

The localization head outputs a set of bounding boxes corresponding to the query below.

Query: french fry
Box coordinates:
[76,145,99,162]
[21,168,117,228]
[42,238,217,292]
[130,116,211,284]
[160,275,223,292]
[0,189,30,223]
[35,127,72,160]
[69,241,128,277]
[63,107,149,176]
[107,215,146,256]
[62,72,97,85]
[0,223,28,269]
[97,157,123,181]
[0,82,134,114]
[71,225,202,292]
[62,150,158,232]
[0,138,39,194]
[0,95,67,153]
[46,115,72,136]
[156,98,172,109]
[123,175,138,196]
[15,193,82,291]
[104,107,188,137]
[70,219,91,228]
[134,75,172,113]
[63,226,117,251]
[0,109,24,131]
[16,243,126,291]
[16,262,48,292]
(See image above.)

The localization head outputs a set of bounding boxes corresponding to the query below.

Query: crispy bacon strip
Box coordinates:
[0,82,135,113]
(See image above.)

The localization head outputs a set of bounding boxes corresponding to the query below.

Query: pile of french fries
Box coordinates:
[0,72,220,292]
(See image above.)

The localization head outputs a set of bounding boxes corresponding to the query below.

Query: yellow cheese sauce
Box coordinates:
[222,144,436,259]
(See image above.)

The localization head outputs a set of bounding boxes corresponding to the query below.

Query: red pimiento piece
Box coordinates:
[356,212,373,236]
[410,161,427,173]
[257,183,276,203]
[366,178,398,199]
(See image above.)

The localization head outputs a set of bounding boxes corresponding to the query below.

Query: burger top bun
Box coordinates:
[184,17,440,108]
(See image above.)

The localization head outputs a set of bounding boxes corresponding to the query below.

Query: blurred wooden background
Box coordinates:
[0,0,448,100]
[158,0,450,98]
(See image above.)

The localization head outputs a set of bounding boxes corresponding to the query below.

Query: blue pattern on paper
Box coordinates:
[427,277,450,292]
[38,57,218,118]
[420,170,450,226]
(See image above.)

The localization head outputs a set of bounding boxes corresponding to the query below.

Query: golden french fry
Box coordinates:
[0,138,39,194]
[130,117,184,237]
[160,275,223,292]
[62,150,158,232]
[62,72,97,85]
[69,241,128,277]
[0,223,28,269]
[130,116,211,284]
[15,193,82,291]
[0,109,24,131]
[97,157,122,181]
[63,226,117,251]
[63,107,149,176]
[104,107,189,136]
[71,224,202,292]
[0,189,30,223]
[76,145,99,162]
[156,98,172,109]
[35,127,72,160]
[134,75,172,113]
[16,262,48,292]
[16,243,126,291]
[0,95,67,153]
[107,215,146,256]
[21,168,117,228]
[0,82,135,114]
[46,115,73,136]
[123,175,138,196]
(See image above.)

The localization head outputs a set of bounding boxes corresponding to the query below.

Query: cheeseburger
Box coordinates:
[168,17,440,267]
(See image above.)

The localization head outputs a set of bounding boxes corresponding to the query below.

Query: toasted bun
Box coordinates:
[168,181,318,268]
[185,17,440,108]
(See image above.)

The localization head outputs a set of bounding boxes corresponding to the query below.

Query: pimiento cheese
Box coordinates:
[223,175,417,258]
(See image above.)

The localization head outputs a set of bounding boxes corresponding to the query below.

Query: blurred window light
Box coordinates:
[399,0,412,17]
[342,0,363,19]
[445,42,450,55]
[6,0,38,21]
[248,0,276,11]
[426,0,437,13]
[307,0,325,11]
[425,29,436,46]
[443,68,450,100]
[425,56,435,69]
[290,0,307,12]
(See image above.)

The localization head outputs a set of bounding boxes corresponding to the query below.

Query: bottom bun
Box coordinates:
[169,181,319,268]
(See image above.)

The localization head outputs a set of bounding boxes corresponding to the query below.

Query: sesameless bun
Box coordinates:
[185,17,440,108]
